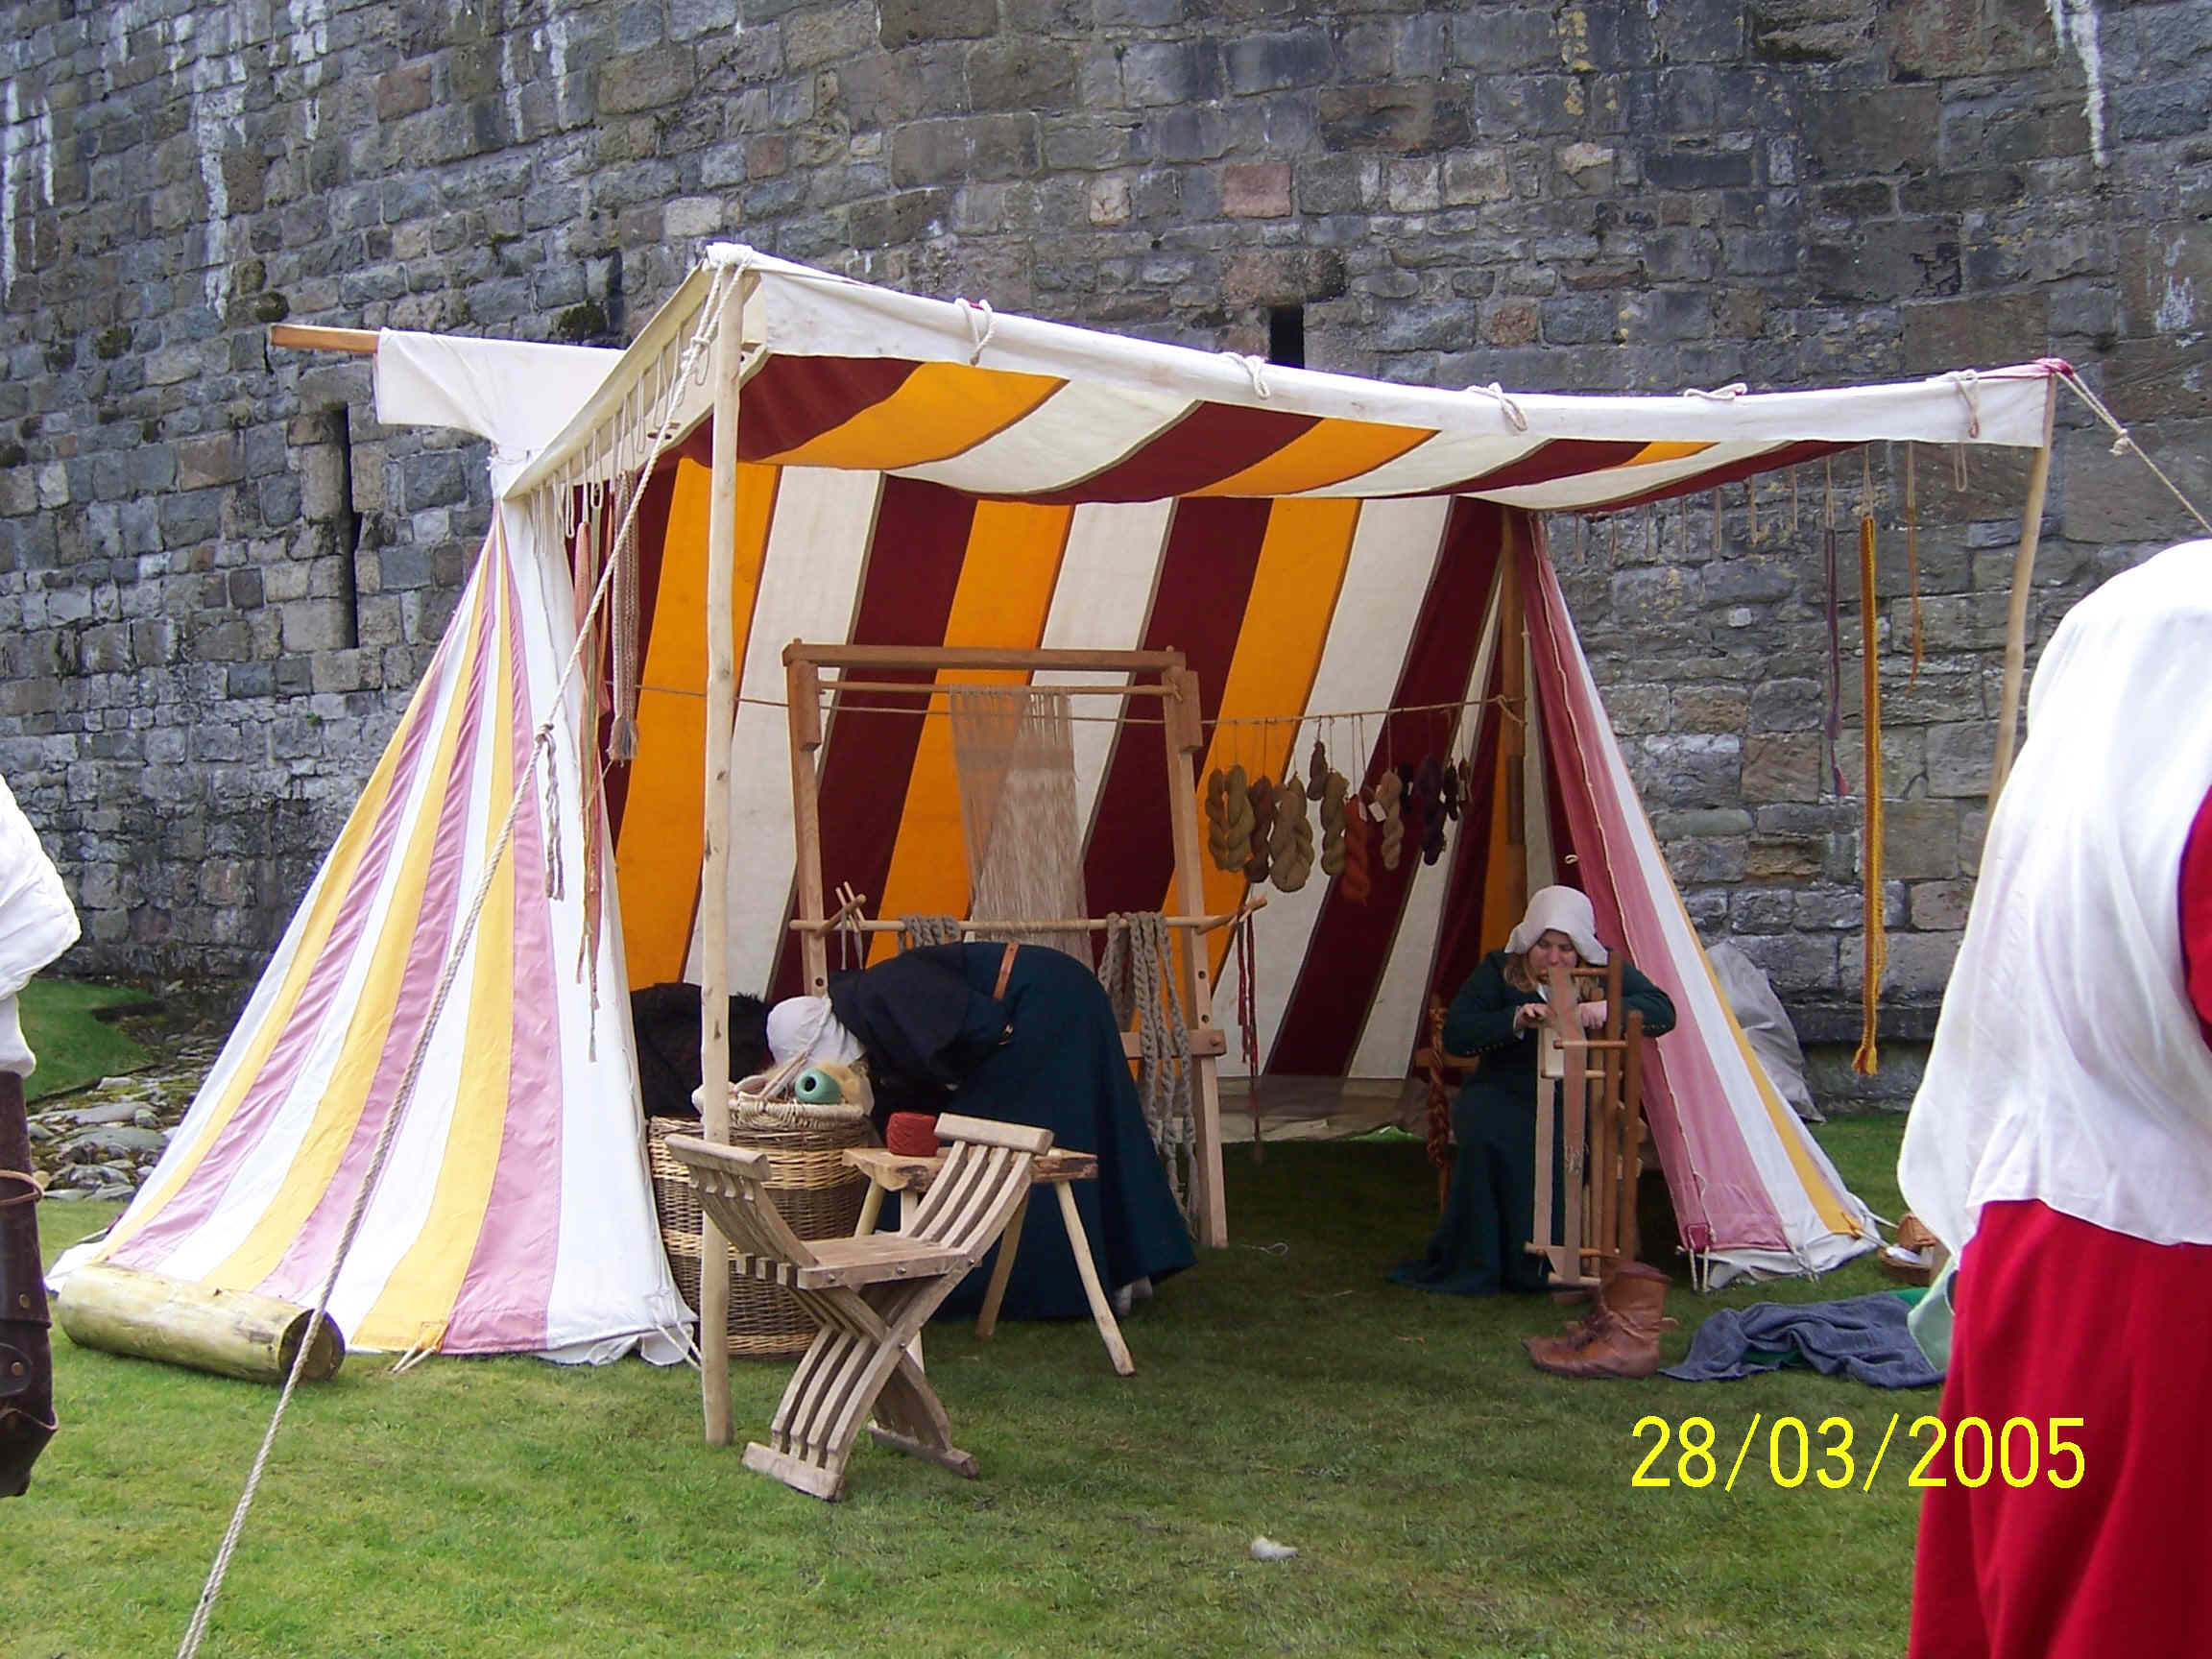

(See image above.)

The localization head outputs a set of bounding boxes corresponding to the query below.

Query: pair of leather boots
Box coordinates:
[1523,1260,1676,1379]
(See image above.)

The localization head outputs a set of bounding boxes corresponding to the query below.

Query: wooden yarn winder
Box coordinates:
[1527,958,1647,1289]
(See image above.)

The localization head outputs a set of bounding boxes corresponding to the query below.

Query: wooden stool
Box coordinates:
[844,1145,1137,1377]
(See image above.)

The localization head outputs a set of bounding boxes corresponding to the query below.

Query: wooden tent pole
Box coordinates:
[1989,382,2058,805]
[698,273,748,1447]
[788,660,829,995]
[1162,662,1228,1249]
[1499,527,1529,924]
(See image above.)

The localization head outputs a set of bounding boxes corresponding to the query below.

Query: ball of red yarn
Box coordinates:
[884,1112,941,1158]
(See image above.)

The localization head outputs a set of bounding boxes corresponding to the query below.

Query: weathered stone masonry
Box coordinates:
[2,0,2208,1098]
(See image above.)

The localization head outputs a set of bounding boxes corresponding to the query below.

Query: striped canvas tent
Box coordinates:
[66,252,2061,1351]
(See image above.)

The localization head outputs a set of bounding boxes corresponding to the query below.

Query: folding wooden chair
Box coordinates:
[665,1112,1052,1502]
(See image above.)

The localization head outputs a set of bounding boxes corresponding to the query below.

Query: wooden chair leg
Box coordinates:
[867,1347,976,1477]
[1053,1181,1136,1377]
[754,1286,961,1502]
[974,1190,1029,1341]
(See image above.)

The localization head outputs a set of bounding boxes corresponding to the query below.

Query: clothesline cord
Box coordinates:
[637,687,1511,731]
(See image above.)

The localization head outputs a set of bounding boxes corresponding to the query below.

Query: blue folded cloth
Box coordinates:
[1661,1292,1944,1388]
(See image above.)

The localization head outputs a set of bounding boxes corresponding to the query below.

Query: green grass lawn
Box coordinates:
[19,1118,1923,1659]
[15,979,158,1101]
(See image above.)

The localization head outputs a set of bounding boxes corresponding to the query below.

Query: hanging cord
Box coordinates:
[172,261,741,1659]
[1854,508,1887,1078]
[608,476,644,762]
[1903,444,1924,688]
[1234,908,1262,1163]
[2055,367,2212,535]
[1821,464,1845,799]
[1097,914,1197,1225]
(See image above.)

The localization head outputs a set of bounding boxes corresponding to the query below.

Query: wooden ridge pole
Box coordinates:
[1989,380,2058,805]
[267,323,378,353]
[698,271,748,1446]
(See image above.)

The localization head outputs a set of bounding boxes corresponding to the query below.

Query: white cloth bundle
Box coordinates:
[0,772,79,1078]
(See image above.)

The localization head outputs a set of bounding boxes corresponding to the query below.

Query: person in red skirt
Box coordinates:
[1899,538,2212,1657]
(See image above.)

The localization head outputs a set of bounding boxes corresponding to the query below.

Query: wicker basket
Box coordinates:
[647,1097,875,1357]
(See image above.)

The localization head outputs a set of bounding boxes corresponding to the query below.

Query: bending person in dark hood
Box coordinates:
[799,942,1195,1321]
[629,984,771,1119]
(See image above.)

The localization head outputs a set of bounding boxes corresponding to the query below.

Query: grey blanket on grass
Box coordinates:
[1661,1293,1944,1388]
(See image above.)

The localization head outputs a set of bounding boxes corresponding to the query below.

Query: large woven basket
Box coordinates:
[647,1095,875,1357]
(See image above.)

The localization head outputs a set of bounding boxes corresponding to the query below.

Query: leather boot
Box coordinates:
[1522,1268,1613,1366]
[1528,1262,1677,1380]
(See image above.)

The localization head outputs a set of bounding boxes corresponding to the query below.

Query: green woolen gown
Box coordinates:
[1389,950,1675,1297]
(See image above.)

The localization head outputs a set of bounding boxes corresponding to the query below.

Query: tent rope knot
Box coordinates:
[956,298,997,364]
[1943,369,1984,440]
[1221,351,1272,399]
[1468,381,1529,432]
[1683,382,1748,401]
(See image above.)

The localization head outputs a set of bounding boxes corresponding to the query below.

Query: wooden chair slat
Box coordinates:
[933,1113,1054,1155]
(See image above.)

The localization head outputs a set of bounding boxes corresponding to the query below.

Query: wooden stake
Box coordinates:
[1990,383,2059,805]
[698,273,747,1447]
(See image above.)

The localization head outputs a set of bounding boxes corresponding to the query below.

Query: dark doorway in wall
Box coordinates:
[1267,304,1305,370]
[311,408,362,649]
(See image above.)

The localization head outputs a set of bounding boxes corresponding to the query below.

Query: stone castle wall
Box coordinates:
[2,0,2208,1094]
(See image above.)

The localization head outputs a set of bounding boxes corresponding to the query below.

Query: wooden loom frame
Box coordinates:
[780,641,1230,1204]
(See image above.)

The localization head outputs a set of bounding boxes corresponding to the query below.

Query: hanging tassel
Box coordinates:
[1747,474,1760,546]
[1237,911,1262,1163]
[1904,444,1924,688]
[539,733,565,902]
[1854,510,1887,1077]
[608,479,644,762]
[1711,487,1724,562]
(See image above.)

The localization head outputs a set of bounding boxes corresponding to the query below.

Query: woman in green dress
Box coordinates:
[1391,887,1675,1297]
